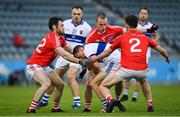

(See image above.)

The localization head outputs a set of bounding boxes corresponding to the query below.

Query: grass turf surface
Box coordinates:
[0,84,180,116]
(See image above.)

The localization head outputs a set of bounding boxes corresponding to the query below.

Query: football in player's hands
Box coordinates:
[147,24,159,33]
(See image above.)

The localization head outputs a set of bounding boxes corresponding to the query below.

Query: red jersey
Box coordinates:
[27,32,67,67]
[86,25,125,43]
[110,29,157,70]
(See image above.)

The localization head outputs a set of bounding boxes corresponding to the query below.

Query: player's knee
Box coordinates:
[56,83,65,90]
[68,76,76,83]
[99,84,103,91]
[90,81,95,88]
[42,81,51,90]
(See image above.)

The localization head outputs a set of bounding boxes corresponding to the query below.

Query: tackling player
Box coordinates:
[26,16,88,113]
[38,5,91,109]
[120,6,159,102]
[83,12,126,112]
[90,15,169,112]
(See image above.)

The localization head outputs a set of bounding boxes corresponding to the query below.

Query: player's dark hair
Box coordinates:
[96,12,107,21]
[48,16,63,31]
[73,45,84,57]
[125,15,138,28]
[72,5,83,11]
[138,6,150,14]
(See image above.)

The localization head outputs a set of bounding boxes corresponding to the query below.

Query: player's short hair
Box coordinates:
[72,5,83,11]
[138,6,150,14]
[73,45,84,57]
[125,15,138,28]
[96,12,107,21]
[48,16,63,31]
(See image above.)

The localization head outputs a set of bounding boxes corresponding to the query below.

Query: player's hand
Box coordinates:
[89,55,97,62]
[166,57,170,63]
[79,59,91,67]
[147,24,159,33]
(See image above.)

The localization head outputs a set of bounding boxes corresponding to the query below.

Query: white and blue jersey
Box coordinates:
[64,19,91,48]
[55,19,91,70]
[137,21,153,38]
[84,43,121,73]
[137,21,153,61]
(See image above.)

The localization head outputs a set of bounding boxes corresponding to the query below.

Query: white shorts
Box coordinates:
[102,59,120,73]
[55,56,80,70]
[26,64,53,79]
[114,67,148,82]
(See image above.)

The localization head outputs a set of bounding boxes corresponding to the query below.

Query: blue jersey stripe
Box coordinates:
[64,34,86,44]
[105,61,114,73]
[96,42,107,55]
[144,32,153,38]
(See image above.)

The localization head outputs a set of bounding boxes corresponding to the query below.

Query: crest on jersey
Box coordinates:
[106,35,113,42]
[72,29,77,34]
[80,30,84,35]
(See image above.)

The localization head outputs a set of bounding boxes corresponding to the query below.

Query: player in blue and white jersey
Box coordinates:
[73,43,125,112]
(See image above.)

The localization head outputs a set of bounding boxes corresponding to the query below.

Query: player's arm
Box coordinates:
[153,31,159,41]
[55,47,79,63]
[55,47,90,66]
[153,45,170,63]
[63,44,73,53]
[90,48,113,62]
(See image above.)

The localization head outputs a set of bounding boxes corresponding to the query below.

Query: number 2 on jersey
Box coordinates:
[36,38,46,53]
[129,38,142,52]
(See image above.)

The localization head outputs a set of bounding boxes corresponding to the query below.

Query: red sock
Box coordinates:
[106,96,112,103]
[53,101,60,109]
[30,100,38,109]
[85,100,91,109]
[147,100,153,107]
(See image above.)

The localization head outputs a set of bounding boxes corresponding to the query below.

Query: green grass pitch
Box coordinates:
[0,84,180,116]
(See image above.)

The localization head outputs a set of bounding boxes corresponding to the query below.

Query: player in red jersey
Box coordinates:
[26,17,89,113]
[120,6,159,102]
[86,13,126,44]
[82,12,126,112]
[90,15,169,112]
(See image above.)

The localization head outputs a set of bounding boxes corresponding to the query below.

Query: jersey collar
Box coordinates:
[71,18,84,27]
[138,21,148,27]
[97,25,109,34]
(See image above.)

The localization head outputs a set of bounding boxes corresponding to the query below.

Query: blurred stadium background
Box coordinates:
[0,0,180,86]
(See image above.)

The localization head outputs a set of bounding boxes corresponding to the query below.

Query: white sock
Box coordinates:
[123,88,129,95]
[132,91,139,98]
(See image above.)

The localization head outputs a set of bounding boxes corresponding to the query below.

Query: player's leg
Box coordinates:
[49,70,65,112]
[120,80,131,102]
[132,81,141,102]
[139,79,154,112]
[38,68,67,108]
[115,81,123,101]
[83,61,101,111]
[83,71,93,112]
[67,64,80,109]
[26,69,51,113]
[37,85,54,108]
[90,70,108,111]
[38,57,69,108]
[114,81,126,112]
[99,73,123,113]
